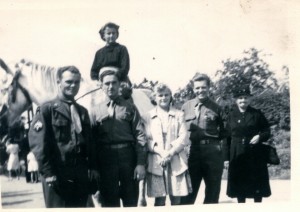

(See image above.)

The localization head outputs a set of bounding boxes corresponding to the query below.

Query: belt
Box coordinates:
[193,139,220,145]
[102,143,132,149]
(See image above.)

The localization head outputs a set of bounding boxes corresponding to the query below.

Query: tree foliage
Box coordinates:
[132,78,158,90]
[212,48,279,100]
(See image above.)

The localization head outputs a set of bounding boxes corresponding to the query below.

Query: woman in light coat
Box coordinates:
[143,83,192,206]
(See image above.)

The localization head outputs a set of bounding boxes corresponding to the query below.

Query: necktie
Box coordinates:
[195,103,202,119]
[70,104,82,134]
[108,100,115,117]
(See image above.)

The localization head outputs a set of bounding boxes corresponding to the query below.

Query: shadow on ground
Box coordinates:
[2,199,33,206]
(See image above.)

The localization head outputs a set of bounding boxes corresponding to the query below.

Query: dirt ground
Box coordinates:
[0,174,291,209]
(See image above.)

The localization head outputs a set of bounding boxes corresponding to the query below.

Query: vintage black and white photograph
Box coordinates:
[0,0,299,210]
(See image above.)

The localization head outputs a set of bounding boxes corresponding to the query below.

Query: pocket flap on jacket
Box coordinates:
[52,119,69,126]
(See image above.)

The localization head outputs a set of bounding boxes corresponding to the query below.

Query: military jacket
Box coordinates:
[181,97,227,142]
[28,97,94,178]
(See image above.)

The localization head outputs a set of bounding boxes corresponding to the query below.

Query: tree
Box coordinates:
[173,81,195,109]
[212,48,279,101]
[132,78,158,90]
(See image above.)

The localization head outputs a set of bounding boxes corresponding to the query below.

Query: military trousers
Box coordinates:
[41,161,89,208]
[181,143,224,204]
[98,145,139,207]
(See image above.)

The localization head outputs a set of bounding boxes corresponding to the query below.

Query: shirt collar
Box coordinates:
[194,97,209,108]
[149,106,176,119]
[105,96,122,106]
[57,95,75,105]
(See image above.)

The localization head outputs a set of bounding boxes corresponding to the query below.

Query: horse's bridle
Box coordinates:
[10,70,32,105]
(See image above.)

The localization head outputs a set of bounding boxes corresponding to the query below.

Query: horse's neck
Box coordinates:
[20,68,58,105]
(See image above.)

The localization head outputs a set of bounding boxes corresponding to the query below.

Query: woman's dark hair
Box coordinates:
[99,22,119,41]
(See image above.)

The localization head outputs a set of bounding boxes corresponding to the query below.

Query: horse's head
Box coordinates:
[0,59,33,126]
[2,58,155,127]
[7,82,32,126]
[0,59,13,107]
[0,59,16,125]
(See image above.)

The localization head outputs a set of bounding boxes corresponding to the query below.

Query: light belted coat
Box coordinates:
[143,107,190,177]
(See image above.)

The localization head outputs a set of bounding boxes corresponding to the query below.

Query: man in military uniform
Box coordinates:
[93,67,147,207]
[181,73,227,204]
[28,66,98,208]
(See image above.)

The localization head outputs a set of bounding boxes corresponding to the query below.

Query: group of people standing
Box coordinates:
[0,105,39,183]
[27,22,272,208]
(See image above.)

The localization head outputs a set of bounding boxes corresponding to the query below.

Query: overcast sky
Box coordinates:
[1,0,298,92]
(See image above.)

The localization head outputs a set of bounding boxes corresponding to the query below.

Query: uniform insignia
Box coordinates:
[34,121,43,131]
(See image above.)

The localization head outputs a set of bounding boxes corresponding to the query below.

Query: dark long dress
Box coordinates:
[225,105,271,198]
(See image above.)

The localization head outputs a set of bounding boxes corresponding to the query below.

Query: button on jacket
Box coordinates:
[93,96,147,165]
[143,107,190,177]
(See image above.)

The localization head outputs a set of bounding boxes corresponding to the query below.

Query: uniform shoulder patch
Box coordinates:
[53,102,60,108]
[33,120,43,132]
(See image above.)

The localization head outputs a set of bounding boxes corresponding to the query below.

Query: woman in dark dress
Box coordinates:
[90,22,132,99]
[225,86,271,203]
[90,22,130,82]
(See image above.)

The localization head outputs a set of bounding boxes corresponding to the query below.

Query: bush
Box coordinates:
[268,129,290,179]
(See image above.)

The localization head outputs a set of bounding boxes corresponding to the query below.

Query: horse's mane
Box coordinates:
[18,59,59,96]
[14,59,154,125]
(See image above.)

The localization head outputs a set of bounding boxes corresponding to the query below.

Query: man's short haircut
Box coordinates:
[57,66,81,81]
[99,69,121,82]
[191,73,211,87]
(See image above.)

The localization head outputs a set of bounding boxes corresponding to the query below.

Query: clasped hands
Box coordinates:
[155,148,174,168]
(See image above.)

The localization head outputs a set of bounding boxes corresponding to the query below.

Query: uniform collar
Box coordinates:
[149,106,176,119]
[193,97,210,107]
[104,96,122,106]
[52,97,73,120]
[57,94,75,104]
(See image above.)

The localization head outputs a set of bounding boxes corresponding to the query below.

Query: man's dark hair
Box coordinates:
[191,73,211,88]
[57,66,81,81]
[99,70,121,82]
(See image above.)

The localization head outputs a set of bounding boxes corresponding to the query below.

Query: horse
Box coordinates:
[0,58,149,206]
[0,58,154,124]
